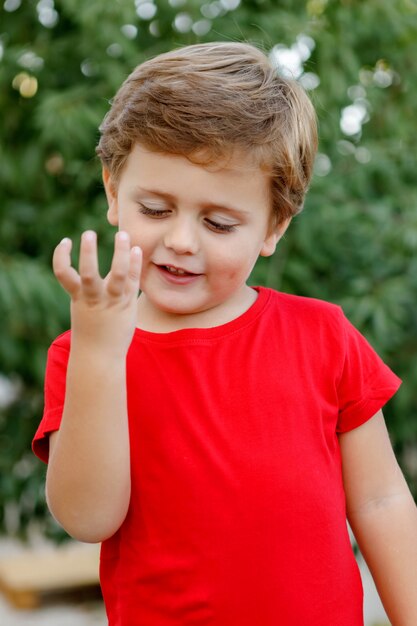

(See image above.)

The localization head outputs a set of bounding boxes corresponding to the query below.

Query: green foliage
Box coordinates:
[1,0,416,537]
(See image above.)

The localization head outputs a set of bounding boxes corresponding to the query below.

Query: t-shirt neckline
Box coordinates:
[133,286,271,344]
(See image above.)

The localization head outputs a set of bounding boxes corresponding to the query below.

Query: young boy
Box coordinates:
[32,42,417,625]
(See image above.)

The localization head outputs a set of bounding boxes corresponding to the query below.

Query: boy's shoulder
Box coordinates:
[262,288,352,354]
[260,287,351,344]
[264,287,343,322]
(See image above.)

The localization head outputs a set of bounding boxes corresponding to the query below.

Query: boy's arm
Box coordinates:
[339,410,417,626]
[45,231,142,543]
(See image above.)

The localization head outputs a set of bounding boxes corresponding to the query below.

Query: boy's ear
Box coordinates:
[260,217,291,257]
[102,168,119,226]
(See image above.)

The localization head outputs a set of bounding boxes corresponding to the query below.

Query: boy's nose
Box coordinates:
[163,217,200,255]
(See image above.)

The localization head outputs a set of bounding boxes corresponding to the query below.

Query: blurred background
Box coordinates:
[0,0,416,624]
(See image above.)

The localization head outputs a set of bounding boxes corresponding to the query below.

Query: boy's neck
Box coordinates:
[135,285,258,333]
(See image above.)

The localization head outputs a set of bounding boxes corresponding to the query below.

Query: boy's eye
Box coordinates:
[138,204,170,218]
[205,218,237,233]
[138,205,237,233]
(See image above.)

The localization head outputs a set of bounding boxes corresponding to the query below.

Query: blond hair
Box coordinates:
[96,42,318,225]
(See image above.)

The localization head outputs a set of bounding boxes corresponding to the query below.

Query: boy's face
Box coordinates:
[104,143,289,327]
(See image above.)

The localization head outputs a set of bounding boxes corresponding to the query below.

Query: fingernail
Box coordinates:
[83,230,96,241]
[118,231,129,241]
[132,246,141,255]
[60,237,71,245]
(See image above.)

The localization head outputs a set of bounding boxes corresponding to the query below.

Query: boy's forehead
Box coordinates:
[123,142,268,179]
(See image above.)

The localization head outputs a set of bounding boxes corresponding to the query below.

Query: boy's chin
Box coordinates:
[140,291,204,316]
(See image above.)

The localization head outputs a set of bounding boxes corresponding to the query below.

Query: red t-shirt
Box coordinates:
[33,287,401,625]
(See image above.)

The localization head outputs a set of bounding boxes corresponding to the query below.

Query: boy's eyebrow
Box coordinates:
[134,186,250,215]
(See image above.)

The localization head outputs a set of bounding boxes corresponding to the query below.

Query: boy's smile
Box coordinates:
[156,264,203,284]
[104,143,289,331]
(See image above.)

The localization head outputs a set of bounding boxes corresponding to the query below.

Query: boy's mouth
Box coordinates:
[155,264,203,285]
[158,264,201,277]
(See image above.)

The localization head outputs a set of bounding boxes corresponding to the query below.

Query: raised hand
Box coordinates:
[52,230,142,357]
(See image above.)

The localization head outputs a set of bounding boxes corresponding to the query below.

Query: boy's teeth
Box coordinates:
[166,266,186,275]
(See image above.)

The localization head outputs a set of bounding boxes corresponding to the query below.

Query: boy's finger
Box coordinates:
[52,238,81,296]
[79,231,102,298]
[127,246,142,296]
[106,231,131,297]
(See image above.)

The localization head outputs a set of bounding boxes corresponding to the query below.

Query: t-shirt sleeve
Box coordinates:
[32,333,70,463]
[336,310,402,433]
